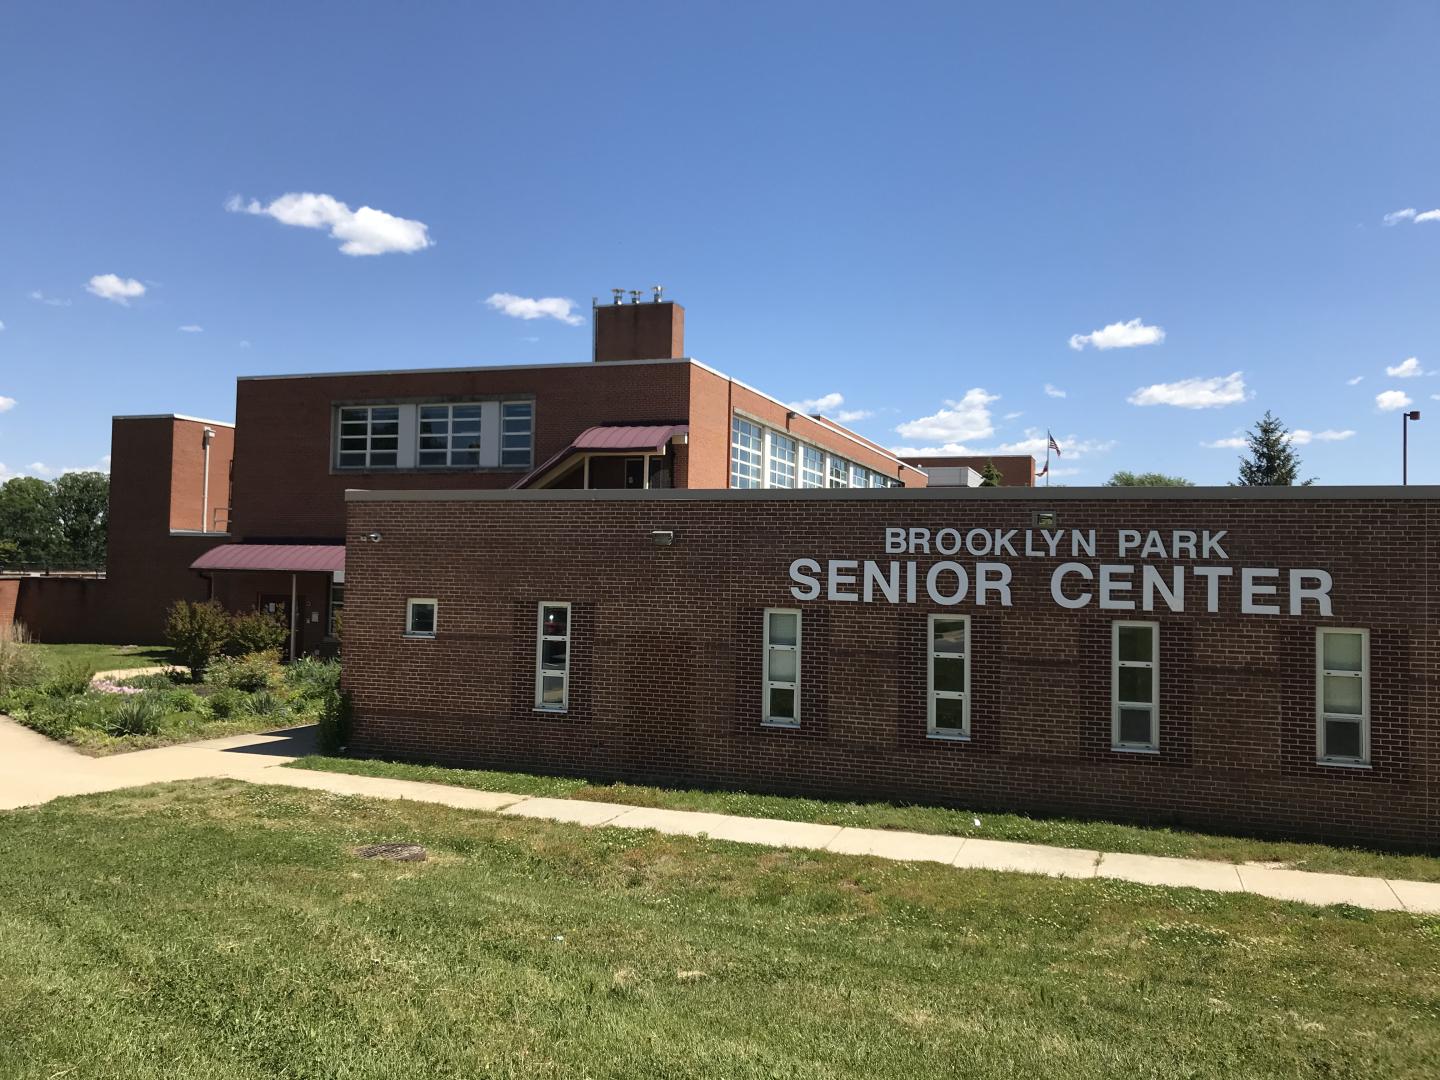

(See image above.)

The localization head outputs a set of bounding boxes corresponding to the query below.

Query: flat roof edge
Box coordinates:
[113,414,236,427]
[238,357,699,382]
[344,485,1440,504]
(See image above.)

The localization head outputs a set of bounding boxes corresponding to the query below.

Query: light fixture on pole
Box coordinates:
[1403,410,1421,485]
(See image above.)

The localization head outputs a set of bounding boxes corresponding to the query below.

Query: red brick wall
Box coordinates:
[169,420,235,532]
[341,488,1438,849]
[230,362,695,540]
[0,579,18,632]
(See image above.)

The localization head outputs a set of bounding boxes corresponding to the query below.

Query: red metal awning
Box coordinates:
[512,424,688,489]
[190,544,345,573]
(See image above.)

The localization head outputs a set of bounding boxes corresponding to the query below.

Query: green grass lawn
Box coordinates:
[27,641,174,672]
[0,782,1436,1080]
[291,755,1440,884]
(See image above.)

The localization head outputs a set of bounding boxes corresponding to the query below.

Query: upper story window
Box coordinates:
[338,405,400,469]
[851,463,870,488]
[501,402,534,467]
[731,416,764,488]
[800,445,825,488]
[828,455,849,488]
[418,404,482,467]
[768,432,797,488]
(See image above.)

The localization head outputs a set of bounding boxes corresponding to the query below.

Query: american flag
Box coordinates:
[1047,432,1062,457]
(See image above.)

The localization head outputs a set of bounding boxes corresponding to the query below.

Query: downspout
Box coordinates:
[289,572,298,661]
[201,426,216,532]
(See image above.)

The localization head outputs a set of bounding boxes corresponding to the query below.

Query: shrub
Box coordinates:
[317,688,352,754]
[0,622,45,694]
[226,610,289,657]
[205,687,248,720]
[243,689,289,721]
[284,656,340,700]
[104,693,168,737]
[116,672,184,691]
[42,658,97,698]
[206,650,284,693]
[165,600,231,677]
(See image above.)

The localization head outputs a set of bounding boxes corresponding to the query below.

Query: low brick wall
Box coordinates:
[341,487,1439,849]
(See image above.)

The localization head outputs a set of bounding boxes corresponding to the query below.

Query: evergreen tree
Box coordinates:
[1235,411,1311,486]
[979,460,1004,487]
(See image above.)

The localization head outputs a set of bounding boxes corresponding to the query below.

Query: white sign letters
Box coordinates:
[787,527,1333,616]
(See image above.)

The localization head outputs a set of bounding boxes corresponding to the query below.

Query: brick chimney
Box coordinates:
[593,295,685,362]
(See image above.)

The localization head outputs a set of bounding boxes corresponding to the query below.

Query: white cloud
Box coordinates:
[894,389,999,445]
[893,427,1113,461]
[1043,383,1067,398]
[178,324,204,333]
[1376,390,1414,411]
[1287,429,1356,446]
[1003,411,1024,421]
[1202,436,1248,449]
[227,192,434,256]
[1346,375,1364,385]
[0,396,15,413]
[1384,208,1417,225]
[237,340,252,349]
[834,410,872,423]
[789,392,845,414]
[28,290,70,306]
[0,320,5,331]
[1385,356,1430,377]
[484,292,584,326]
[1419,210,1440,223]
[1068,317,1166,351]
[1128,372,1248,409]
[86,274,146,305]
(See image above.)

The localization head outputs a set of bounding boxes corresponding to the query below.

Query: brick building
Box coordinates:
[9,297,944,647]
[340,485,1438,848]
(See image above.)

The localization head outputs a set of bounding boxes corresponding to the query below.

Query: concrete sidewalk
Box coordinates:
[2,716,1437,914]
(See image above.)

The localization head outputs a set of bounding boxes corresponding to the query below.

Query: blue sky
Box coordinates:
[2,1,1438,484]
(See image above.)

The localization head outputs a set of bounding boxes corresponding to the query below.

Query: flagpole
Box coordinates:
[1044,432,1051,487]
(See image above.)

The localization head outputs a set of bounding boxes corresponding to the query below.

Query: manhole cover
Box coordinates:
[355,843,428,862]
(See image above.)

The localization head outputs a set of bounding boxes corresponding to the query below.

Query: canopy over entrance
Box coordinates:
[190,544,345,574]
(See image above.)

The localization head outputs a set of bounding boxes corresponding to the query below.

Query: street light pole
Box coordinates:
[1403,410,1421,485]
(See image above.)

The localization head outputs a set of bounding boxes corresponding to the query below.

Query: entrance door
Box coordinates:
[259,595,291,660]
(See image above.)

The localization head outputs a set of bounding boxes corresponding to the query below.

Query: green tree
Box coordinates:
[51,471,108,567]
[1104,471,1195,488]
[0,477,59,564]
[1235,411,1312,486]
[979,460,1004,487]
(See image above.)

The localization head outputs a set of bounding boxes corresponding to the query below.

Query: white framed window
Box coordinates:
[501,402,534,467]
[730,416,764,488]
[327,579,344,638]
[851,463,869,488]
[405,598,437,638]
[928,614,970,739]
[768,431,797,488]
[1317,628,1369,765]
[337,405,400,469]
[800,445,825,488]
[535,602,571,711]
[828,455,849,488]
[418,403,483,467]
[763,608,801,727]
[1112,621,1158,751]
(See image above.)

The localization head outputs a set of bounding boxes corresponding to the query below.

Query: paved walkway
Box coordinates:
[2,716,1437,914]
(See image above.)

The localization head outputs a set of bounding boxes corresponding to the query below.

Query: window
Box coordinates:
[928,615,969,738]
[731,416,764,488]
[418,403,482,467]
[1112,622,1158,750]
[501,402,534,467]
[763,609,801,727]
[327,579,344,638]
[869,471,885,489]
[535,603,571,711]
[801,445,825,488]
[1317,629,1369,765]
[828,455,849,488]
[337,405,400,469]
[851,463,869,488]
[768,432,797,488]
[406,598,437,638]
